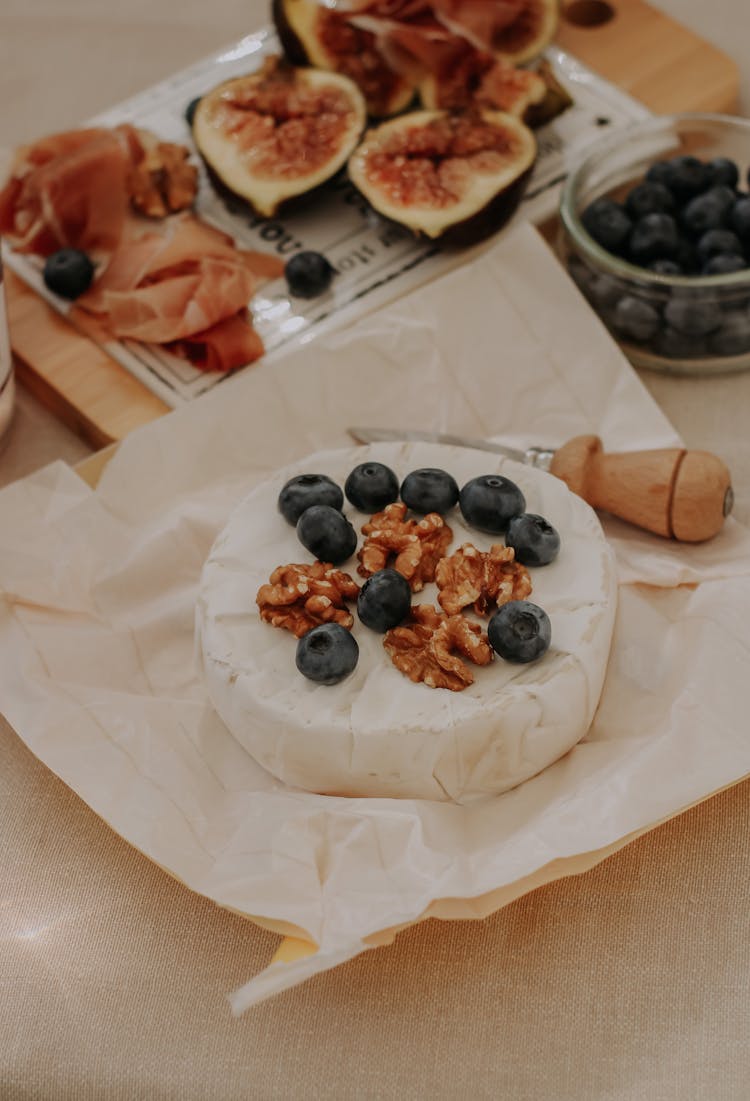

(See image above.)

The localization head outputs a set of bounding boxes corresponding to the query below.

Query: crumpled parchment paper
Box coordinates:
[1,223,749,1012]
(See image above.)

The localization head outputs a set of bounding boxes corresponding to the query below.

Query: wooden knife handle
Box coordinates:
[548,435,733,542]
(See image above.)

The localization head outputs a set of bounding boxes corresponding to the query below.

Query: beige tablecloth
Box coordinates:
[2,3,750,1098]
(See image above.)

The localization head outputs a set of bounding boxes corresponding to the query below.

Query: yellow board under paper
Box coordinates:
[271,936,318,965]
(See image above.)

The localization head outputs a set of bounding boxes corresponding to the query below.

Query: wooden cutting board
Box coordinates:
[7,0,740,450]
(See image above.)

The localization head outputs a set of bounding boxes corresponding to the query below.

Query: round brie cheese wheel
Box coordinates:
[197,442,617,803]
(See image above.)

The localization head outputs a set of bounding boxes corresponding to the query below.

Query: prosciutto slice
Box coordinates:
[0,124,296,372]
[334,0,526,42]
[168,314,266,372]
[76,213,283,368]
[0,127,133,260]
[332,0,532,78]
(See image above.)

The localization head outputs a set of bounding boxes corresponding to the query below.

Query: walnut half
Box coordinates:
[256,562,359,638]
[358,502,453,592]
[435,542,531,616]
[128,133,198,218]
[383,604,493,692]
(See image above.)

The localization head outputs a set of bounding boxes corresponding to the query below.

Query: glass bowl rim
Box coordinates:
[559,111,750,291]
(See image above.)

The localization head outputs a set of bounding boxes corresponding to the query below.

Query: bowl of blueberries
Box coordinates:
[558,113,750,375]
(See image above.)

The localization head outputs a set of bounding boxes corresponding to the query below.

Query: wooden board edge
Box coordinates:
[75,443,119,489]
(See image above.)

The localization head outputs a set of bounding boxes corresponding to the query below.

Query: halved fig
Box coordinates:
[273,0,414,117]
[419,46,547,121]
[492,0,559,65]
[523,59,574,128]
[348,109,536,245]
[420,50,573,129]
[192,57,367,218]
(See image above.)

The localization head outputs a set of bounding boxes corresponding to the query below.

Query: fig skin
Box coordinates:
[273,0,415,118]
[437,163,535,247]
[492,0,560,65]
[522,60,574,128]
[273,0,308,67]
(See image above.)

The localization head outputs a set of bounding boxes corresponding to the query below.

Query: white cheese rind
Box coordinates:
[197,442,617,802]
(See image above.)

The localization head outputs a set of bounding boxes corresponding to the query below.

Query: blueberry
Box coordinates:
[645,161,676,188]
[708,311,750,355]
[285,251,335,298]
[628,213,679,264]
[675,237,700,274]
[581,198,632,254]
[696,229,743,264]
[656,326,708,359]
[662,155,710,202]
[566,255,593,293]
[295,623,359,685]
[648,259,683,275]
[707,158,739,189]
[624,182,674,219]
[587,273,624,308]
[680,187,734,237]
[702,253,747,275]
[712,185,740,212]
[488,601,551,664]
[184,96,201,126]
[459,475,526,534]
[612,296,661,342]
[297,505,357,564]
[43,249,94,299]
[663,295,722,336]
[505,514,560,567]
[357,568,412,632]
[278,474,343,525]
[730,197,750,244]
[345,462,399,513]
[400,468,459,514]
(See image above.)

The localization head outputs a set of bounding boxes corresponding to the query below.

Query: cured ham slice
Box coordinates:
[432,0,529,50]
[0,122,198,262]
[0,127,132,259]
[76,213,283,369]
[168,313,266,372]
[334,0,528,49]
[88,264,249,345]
[329,0,554,78]
[1,125,285,372]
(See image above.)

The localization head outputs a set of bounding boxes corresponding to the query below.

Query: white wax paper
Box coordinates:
[1,223,749,1012]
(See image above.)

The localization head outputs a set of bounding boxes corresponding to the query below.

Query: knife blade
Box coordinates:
[346,426,734,542]
[348,427,555,469]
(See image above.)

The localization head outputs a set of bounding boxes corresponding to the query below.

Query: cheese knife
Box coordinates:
[348,427,734,542]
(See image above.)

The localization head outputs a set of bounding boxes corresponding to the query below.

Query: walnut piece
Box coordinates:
[383,604,493,691]
[358,502,453,592]
[128,134,198,218]
[256,562,359,638]
[435,542,532,616]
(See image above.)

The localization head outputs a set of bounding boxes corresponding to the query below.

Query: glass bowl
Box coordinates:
[558,113,750,376]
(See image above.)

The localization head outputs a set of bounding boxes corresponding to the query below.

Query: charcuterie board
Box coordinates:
[6,0,739,450]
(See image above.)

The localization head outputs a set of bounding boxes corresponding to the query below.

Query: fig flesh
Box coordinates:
[192,57,367,217]
[274,0,414,118]
[348,108,536,245]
